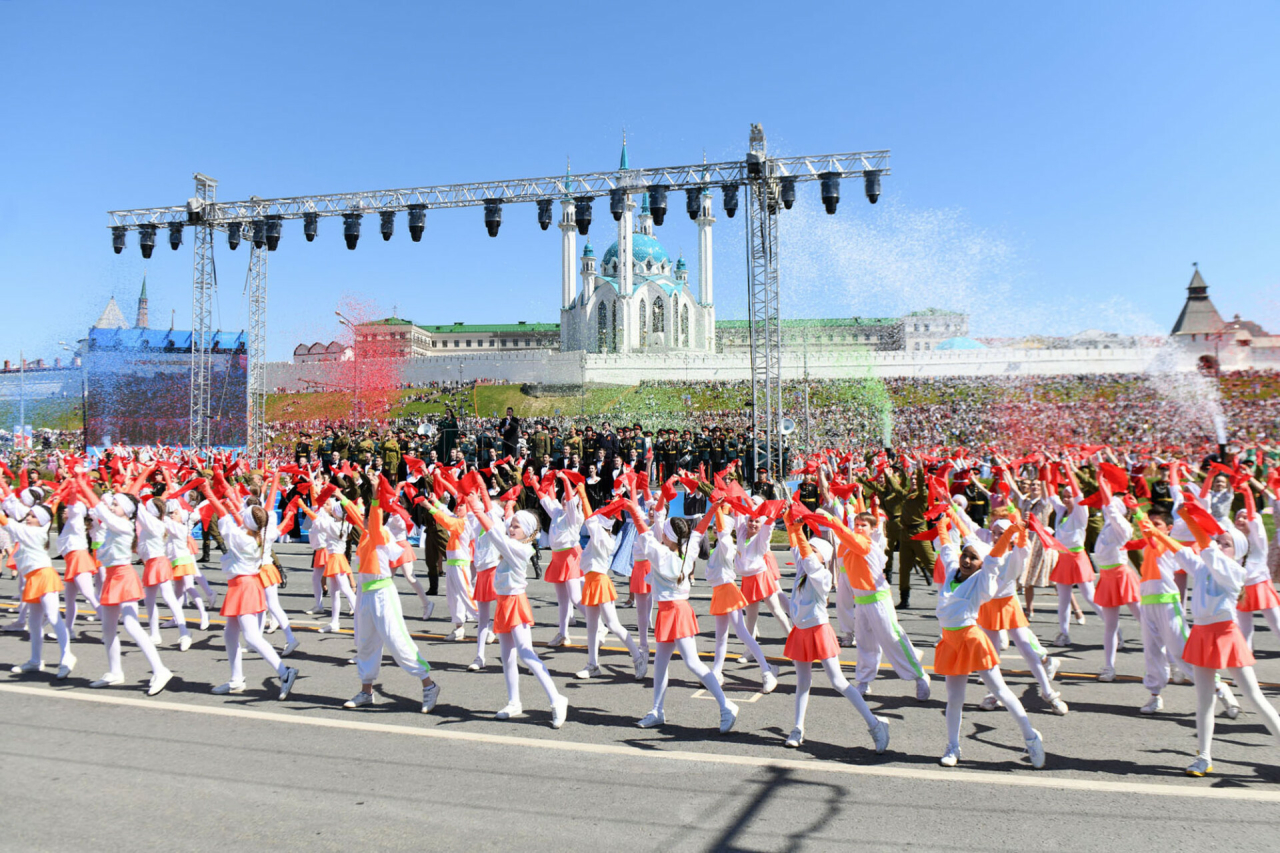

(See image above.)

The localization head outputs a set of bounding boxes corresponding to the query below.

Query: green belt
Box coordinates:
[361,577,394,593]
[1097,563,1122,571]
[1068,546,1084,553]
[446,558,469,567]
[553,547,576,553]
[854,590,891,605]
[172,556,195,567]
[1141,593,1180,605]
[943,625,970,632]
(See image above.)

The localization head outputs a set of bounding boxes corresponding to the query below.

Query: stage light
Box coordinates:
[251,219,266,249]
[722,184,739,218]
[303,212,318,242]
[609,188,626,222]
[186,197,204,224]
[820,172,840,214]
[266,216,283,251]
[484,199,502,237]
[864,169,881,204]
[343,212,362,249]
[227,222,242,250]
[685,188,700,220]
[780,177,796,210]
[168,222,183,250]
[380,211,395,241]
[408,204,426,241]
[647,186,667,225]
[111,226,126,254]
[139,224,156,258]
[536,199,553,231]
[574,196,593,235]
[746,151,764,178]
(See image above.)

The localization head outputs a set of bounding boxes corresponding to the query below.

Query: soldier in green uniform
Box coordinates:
[896,464,935,609]
[380,432,402,483]
[550,427,565,469]
[459,432,477,467]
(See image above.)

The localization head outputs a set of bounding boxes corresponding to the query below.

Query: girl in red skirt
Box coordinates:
[626,499,738,734]
[56,496,101,638]
[1090,489,1141,681]
[1234,496,1278,650]
[705,504,776,693]
[137,495,192,651]
[935,517,1045,769]
[163,499,209,631]
[464,488,506,672]
[539,474,587,647]
[299,498,358,632]
[733,497,792,640]
[199,484,298,700]
[0,487,74,679]
[780,508,889,752]
[1175,507,1280,776]
[576,505,645,681]
[1047,463,1098,647]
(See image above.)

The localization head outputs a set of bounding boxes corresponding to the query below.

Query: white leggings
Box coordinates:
[311,567,326,610]
[25,592,71,666]
[400,562,430,614]
[553,578,586,636]
[175,576,208,623]
[64,573,101,634]
[192,571,215,603]
[744,592,793,637]
[225,613,286,683]
[794,657,879,734]
[981,626,1055,696]
[474,599,494,664]
[1055,582,1098,636]
[498,623,560,707]
[946,668,1035,751]
[584,601,638,668]
[327,573,358,630]
[1193,665,1280,762]
[1097,602,1142,668]
[651,637,730,716]
[634,592,653,652]
[712,610,770,677]
[1239,608,1280,649]
[263,584,295,643]
[144,581,189,639]
[100,602,165,676]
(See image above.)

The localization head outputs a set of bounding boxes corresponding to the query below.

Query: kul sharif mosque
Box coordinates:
[558,140,716,354]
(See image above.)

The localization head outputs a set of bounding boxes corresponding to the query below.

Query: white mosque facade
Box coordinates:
[558,146,716,354]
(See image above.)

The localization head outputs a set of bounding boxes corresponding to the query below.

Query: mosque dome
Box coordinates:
[601,232,670,270]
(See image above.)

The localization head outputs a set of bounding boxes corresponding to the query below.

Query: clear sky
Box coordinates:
[1,1,1277,362]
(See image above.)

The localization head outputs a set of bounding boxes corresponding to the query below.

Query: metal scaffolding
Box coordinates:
[746,125,784,476]
[246,243,268,458]
[189,173,217,448]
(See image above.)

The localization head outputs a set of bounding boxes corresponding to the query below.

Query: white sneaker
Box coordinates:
[1098,665,1116,682]
[784,727,804,748]
[637,710,665,728]
[979,693,1002,711]
[10,660,44,674]
[212,680,246,695]
[178,634,192,652]
[90,672,124,688]
[1116,627,1125,646]
[319,624,338,634]
[550,695,569,729]
[495,702,524,720]
[762,668,779,695]
[714,670,725,687]
[303,606,322,616]
[55,653,77,680]
[278,667,298,700]
[282,638,300,657]
[265,619,279,635]
[940,745,961,767]
[1217,685,1241,719]
[1169,670,1193,686]
[1047,694,1069,716]
[160,619,180,628]
[450,625,465,642]
[147,667,173,696]
[467,656,484,672]
[915,676,932,702]
[1052,632,1071,647]
[1186,756,1213,777]
[1074,613,1087,626]
[422,681,440,714]
[719,700,739,734]
[199,613,210,631]
[1139,694,1164,715]
[1025,729,1046,769]
[842,631,855,647]
[632,648,648,681]
[423,600,435,620]
[486,632,498,645]
[548,632,568,647]
[575,665,601,680]
[1043,656,1061,681]
[870,717,890,754]
[856,681,872,697]
[344,691,376,708]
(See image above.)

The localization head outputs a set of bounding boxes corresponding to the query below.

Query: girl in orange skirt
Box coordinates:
[300,498,358,632]
[0,491,75,679]
[575,507,645,680]
[199,484,298,700]
[1047,464,1099,647]
[466,496,568,728]
[1175,507,1280,777]
[539,475,587,647]
[56,496,101,637]
[465,489,506,673]
[935,517,1044,769]
[248,487,299,658]
[1090,491,1142,681]
[1234,498,1279,650]
[781,509,889,752]
[733,497,792,640]
[79,484,172,695]
[163,499,210,631]
[705,504,776,692]
[137,496,192,651]
[626,499,738,734]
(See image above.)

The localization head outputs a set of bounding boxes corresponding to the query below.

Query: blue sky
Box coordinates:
[1,1,1277,362]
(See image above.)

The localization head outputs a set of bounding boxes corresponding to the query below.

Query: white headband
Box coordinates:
[29,504,52,526]
[662,518,678,543]
[808,537,833,565]
[513,510,538,537]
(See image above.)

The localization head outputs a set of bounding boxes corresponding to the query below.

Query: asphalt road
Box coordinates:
[3,543,1280,852]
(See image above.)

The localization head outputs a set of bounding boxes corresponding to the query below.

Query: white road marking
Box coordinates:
[2,682,1277,802]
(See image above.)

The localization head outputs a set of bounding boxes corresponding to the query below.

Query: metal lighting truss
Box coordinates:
[109,128,889,460]
[246,244,268,458]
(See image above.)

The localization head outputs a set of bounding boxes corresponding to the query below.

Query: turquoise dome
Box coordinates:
[601,232,670,270]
